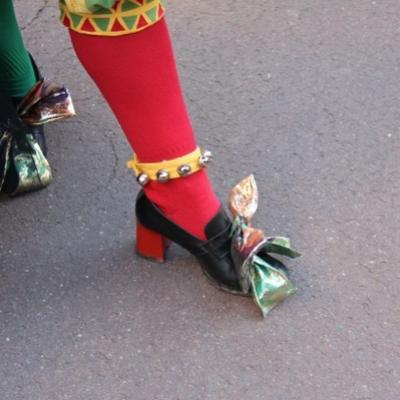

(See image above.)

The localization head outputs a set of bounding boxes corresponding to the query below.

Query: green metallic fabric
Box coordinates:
[0,130,12,190]
[242,237,299,316]
[8,133,52,194]
[0,79,75,195]
[228,175,301,317]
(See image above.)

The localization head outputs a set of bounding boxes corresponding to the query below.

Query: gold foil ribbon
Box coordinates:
[228,175,301,317]
[0,79,75,195]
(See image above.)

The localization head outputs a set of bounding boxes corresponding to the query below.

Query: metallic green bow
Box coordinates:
[228,175,301,317]
[0,79,75,195]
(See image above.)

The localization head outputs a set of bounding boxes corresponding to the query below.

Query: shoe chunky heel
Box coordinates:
[136,220,171,262]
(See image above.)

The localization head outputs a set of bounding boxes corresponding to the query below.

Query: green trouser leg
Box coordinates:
[0,0,36,98]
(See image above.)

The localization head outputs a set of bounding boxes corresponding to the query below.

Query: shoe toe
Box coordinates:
[198,253,244,295]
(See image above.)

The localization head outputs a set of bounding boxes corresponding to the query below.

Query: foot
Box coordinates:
[143,169,221,241]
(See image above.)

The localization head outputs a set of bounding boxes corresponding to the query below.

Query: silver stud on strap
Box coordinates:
[177,164,192,176]
[199,150,212,167]
[137,173,149,186]
[156,169,170,182]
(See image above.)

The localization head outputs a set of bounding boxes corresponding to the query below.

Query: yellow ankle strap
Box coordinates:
[127,147,212,185]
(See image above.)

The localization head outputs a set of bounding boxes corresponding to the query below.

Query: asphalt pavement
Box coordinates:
[1,1,399,399]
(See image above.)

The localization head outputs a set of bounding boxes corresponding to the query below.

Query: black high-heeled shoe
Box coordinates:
[1,55,48,194]
[0,58,75,195]
[136,191,246,296]
[126,147,246,294]
[0,92,50,195]
[128,150,301,314]
[135,189,247,295]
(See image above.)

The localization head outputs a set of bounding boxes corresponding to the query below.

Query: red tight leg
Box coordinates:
[69,19,220,240]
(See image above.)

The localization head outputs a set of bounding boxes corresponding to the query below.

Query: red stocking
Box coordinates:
[69,19,220,240]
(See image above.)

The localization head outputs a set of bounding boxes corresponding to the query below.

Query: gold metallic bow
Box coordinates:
[0,79,75,195]
[228,175,301,317]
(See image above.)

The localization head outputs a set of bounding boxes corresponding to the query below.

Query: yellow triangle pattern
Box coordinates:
[59,0,165,36]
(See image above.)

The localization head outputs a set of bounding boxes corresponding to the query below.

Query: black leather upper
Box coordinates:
[135,190,242,293]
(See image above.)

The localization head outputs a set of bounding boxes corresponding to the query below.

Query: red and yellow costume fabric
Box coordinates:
[60,0,165,36]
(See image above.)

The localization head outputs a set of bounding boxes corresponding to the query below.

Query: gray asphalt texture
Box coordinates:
[1,1,399,399]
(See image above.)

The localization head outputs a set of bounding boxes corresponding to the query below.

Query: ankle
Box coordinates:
[143,170,221,240]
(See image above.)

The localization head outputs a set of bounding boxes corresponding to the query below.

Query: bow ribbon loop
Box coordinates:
[0,79,75,195]
[17,79,75,125]
[228,175,301,317]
